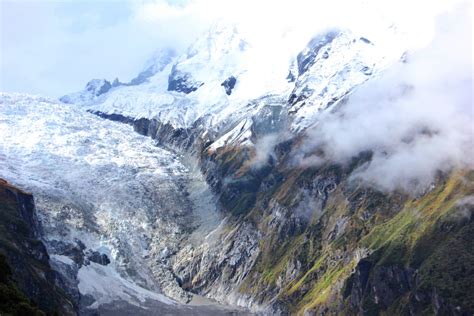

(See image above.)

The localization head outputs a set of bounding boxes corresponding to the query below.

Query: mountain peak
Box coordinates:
[60,78,111,104]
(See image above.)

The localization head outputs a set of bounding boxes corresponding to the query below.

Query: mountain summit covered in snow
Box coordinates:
[61,19,409,133]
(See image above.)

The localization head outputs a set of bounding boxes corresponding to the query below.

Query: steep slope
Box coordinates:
[181,137,473,314]
[0,179,76,315]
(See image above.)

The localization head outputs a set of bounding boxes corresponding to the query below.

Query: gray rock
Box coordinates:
[168,65,204,94]
[221,76,237,95]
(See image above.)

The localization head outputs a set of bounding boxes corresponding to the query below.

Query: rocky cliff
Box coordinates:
[185,141,474,315]
[0,179,77,315]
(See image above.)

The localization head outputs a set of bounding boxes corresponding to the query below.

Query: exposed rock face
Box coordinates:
[221,76,237,95]
[94,111,203,152]
[286,70,296,82]
[345,262,416,313]
[297,30,340,76]
[0,179,77,315]
[85,79,112,96]
[343,202,474,316]
[60,79,112,104]
[172,221,261,306]
[130,49,176,86]
[86,251,111,266]
[168,65,204,94]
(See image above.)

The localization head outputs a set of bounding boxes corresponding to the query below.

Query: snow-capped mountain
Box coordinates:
[60,79,112,104]
[60,21,408,143]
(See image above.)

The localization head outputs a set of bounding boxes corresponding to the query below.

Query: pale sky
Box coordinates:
[0,0,212,97]
[0,0,466,98]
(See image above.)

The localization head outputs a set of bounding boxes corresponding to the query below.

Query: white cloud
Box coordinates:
[296,2,473,193]
[0,0,209,97]
[0,0,467,97]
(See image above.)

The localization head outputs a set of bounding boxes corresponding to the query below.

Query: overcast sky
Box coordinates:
[0,0,466,98]
[0,0,211,97]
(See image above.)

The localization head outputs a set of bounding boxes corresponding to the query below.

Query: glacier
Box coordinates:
[0,93,236,314]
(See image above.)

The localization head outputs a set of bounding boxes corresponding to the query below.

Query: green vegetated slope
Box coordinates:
[0,253,45,316]
[0,179,75,315]
[202,140,474,315]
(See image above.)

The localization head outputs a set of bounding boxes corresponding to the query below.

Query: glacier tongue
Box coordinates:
[0,93,227,312]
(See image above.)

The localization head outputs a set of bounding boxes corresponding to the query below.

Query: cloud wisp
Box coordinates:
[1,0,463,97]
[295,3,473,193]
